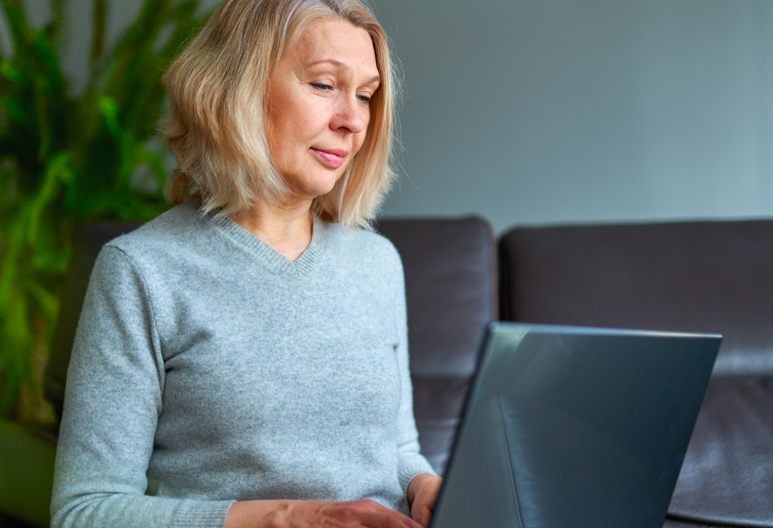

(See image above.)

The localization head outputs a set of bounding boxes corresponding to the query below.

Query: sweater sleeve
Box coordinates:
[50,246,234,528]
[391,253,437,493]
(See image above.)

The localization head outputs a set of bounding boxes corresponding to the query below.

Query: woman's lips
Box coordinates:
[310,148,348,169]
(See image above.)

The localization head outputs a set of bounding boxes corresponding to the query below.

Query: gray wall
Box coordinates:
[372,0,773,232]
[6,0,773,232]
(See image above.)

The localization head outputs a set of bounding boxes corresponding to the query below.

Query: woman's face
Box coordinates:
[266,19,380,206]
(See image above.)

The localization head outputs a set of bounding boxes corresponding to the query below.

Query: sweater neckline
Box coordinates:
[199,205,328,276]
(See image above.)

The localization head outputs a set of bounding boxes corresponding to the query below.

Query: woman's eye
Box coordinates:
[312,83,332,91]
[357,94,372,103]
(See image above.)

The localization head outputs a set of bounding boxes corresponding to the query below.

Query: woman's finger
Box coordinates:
[408,474,444,528]
[311,499,424,528]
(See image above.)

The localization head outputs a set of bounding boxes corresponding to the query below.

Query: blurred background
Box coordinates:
[7,0,773,234]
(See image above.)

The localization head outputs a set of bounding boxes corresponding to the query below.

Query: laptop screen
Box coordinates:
[430,323,720,528]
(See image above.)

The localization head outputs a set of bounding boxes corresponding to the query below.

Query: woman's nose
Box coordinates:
[331,95,367,134]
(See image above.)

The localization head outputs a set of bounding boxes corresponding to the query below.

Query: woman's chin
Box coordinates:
[295,177,344,202]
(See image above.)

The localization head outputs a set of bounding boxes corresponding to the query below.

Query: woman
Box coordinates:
[50,0,443,527]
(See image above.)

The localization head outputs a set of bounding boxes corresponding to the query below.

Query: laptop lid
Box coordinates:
[429,322,721,528]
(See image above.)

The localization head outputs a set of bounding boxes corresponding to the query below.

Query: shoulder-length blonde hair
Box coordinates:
[161,0,398,229]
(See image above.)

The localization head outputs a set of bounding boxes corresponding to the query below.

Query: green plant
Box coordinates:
[0,0,211,421]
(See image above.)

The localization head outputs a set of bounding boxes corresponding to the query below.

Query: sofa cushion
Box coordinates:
[377,217,497,473]
[668,375,773,527]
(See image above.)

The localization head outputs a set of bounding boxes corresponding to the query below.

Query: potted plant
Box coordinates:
[0,0,211,423]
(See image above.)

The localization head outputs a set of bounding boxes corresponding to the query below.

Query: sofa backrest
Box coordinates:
[376,218,497,473]
[499,219,773,376]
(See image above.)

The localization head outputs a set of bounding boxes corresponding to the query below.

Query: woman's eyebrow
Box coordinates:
[306,59,380,85]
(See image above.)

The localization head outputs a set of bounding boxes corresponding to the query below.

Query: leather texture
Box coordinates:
[499,220,773,376]
[668,375,773,526]
[376,217,498,473]
[663,521,714,528]
[499,220,773,528]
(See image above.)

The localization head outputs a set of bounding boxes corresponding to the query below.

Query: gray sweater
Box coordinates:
[51,200,434,528]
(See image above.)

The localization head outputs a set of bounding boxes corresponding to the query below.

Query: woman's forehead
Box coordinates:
[286,19,379,80]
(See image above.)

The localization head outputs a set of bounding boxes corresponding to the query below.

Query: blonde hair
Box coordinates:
[161,0,398,228]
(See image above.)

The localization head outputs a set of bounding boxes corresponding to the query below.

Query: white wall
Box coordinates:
[6,0,773,233]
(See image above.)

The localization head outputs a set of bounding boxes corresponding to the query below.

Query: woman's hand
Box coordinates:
[406,473,444,528]
[225,498,423,528]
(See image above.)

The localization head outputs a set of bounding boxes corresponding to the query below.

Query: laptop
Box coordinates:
[429,322,721,528]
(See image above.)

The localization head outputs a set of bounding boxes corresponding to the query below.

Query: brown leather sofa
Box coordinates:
[498,220,773,528]
[1,216,771,528]
[389,217,773,528]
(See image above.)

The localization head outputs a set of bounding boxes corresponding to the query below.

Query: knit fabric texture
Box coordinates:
[51,200,435,528]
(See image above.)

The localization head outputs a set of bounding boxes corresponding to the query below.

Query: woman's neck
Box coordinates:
[229,201,314,262]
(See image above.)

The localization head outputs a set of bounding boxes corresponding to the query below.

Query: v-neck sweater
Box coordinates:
[51,200,434,528]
